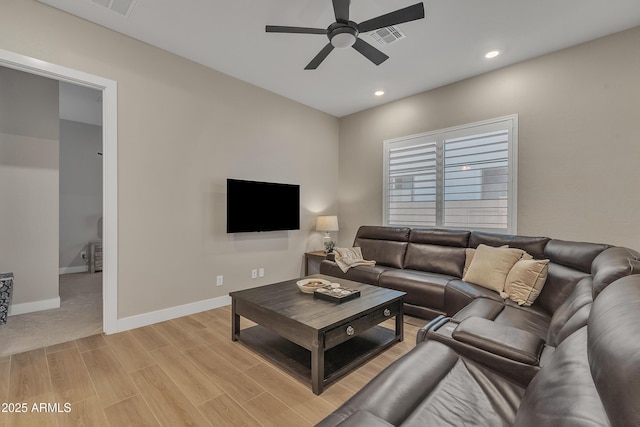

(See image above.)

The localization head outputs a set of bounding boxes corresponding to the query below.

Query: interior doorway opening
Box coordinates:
[0,48,118,336]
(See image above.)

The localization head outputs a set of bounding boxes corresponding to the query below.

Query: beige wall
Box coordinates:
[59,119,103,270]
[338,26,640,250]
[0,66,60,308]
[0,0,339,319]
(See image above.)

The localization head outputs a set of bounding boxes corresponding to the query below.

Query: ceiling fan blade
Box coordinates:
[305,43,335,70]
[358,3,425,33]
[266,25,326,35]
[352,38,389,66]
[332,0,350,23]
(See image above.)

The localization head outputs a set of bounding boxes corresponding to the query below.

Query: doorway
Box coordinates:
[0,48,118,334]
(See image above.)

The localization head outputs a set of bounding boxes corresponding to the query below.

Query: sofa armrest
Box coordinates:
[416,315,449,344]
[452,316,545,365]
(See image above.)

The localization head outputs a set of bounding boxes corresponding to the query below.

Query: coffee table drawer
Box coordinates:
[324,301,402,349]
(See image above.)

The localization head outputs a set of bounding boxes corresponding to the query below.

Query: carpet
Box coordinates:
[0,272,103,358]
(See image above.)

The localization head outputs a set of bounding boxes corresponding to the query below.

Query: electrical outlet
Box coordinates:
[251,269,258,279]
[81,251,87,260]
[216,275,223,286]
[258,268,264,278]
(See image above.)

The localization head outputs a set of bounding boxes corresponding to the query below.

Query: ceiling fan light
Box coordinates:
[331,32,357,48]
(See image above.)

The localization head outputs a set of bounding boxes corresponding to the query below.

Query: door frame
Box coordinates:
[0,48,118,334]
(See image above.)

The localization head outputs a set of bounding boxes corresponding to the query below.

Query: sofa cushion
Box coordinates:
[462,244,525,293]
[335,410,393,427]
[588,275,640,426]
[504,258,549,306]
[399,357,524,426]
[319,260,389,286]
[514,327,609,427]
[445,280,505,316]
[495,302,551,341]
[469,231,550,259]
[452,317,546,365]
[452,297,505,322]
[378,270,453,311]
[453,298,551,341]
[316,340,524,427]
[316,341,461,427]
[404,243,466,277]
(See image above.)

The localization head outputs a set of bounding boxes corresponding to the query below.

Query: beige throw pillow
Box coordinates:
[462,244,526,293]
[463,245,510,277]
[463,248,475,277]
[504,259,550,306]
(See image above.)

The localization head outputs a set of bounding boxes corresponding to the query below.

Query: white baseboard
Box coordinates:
[59,266,89,275]
[8,297,61,316]
[115,295,232,334]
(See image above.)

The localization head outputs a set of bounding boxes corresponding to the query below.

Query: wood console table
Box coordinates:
[304,250,327,275]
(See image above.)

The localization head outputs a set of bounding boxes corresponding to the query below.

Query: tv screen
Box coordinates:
[227,179,300,233]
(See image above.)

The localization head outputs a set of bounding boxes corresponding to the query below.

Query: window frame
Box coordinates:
[383,114,518,234]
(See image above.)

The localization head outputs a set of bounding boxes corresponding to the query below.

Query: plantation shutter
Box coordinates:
[384,137,438,227]
[383,115,517,233]
[443,122,511,230]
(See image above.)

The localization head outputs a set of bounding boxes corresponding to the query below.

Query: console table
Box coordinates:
[304,251,327,275]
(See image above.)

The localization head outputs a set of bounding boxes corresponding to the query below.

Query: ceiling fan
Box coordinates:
[266,0,425,70]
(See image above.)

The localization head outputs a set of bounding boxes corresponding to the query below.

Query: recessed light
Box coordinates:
[374,90,385,96]
[485,50,500,59]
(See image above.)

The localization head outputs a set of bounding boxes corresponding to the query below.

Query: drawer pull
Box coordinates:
[384,309,391,317]
[346,326,355,336]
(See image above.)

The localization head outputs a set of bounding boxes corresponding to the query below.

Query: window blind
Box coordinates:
[386,140,438,227]
[383,115,517,233]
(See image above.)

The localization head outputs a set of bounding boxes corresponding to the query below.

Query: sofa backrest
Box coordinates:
[590,246,640,297]
[469,231,549,259]
[536,239,610,314]
[516,275,640,426]
[546,276,593,347]
[544,247,640,346]
[588,274,640,426]
[514,325,609,426]
[353,226,410,268]
[403,229,470,277]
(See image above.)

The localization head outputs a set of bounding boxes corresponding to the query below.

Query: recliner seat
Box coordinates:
[316,274,640,426]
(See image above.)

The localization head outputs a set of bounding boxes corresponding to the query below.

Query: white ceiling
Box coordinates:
[39,0,640,117]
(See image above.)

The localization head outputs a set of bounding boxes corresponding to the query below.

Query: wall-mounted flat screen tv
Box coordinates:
[227,179,300,233]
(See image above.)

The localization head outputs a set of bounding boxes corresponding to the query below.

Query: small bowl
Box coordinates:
[296,278,331,294]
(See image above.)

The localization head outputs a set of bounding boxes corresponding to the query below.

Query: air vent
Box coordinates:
[90,0,138,17]
[368,25,406,47]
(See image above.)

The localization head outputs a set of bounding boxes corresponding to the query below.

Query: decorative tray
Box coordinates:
[313,283,361,304]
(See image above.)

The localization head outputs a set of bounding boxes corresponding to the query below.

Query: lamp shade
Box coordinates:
[316,216,339,232]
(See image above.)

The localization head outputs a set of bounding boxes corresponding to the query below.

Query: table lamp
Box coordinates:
[316,215,339,253]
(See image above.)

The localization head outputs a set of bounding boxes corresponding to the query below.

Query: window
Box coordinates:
[383,115,518,233]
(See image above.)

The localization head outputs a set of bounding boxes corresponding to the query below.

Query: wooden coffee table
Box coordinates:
[230,274,405,394]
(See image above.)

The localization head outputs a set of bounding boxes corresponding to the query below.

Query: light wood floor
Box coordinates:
[0,305,423,427]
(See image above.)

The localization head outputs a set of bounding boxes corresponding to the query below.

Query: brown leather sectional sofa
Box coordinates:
[317,226,640,426]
